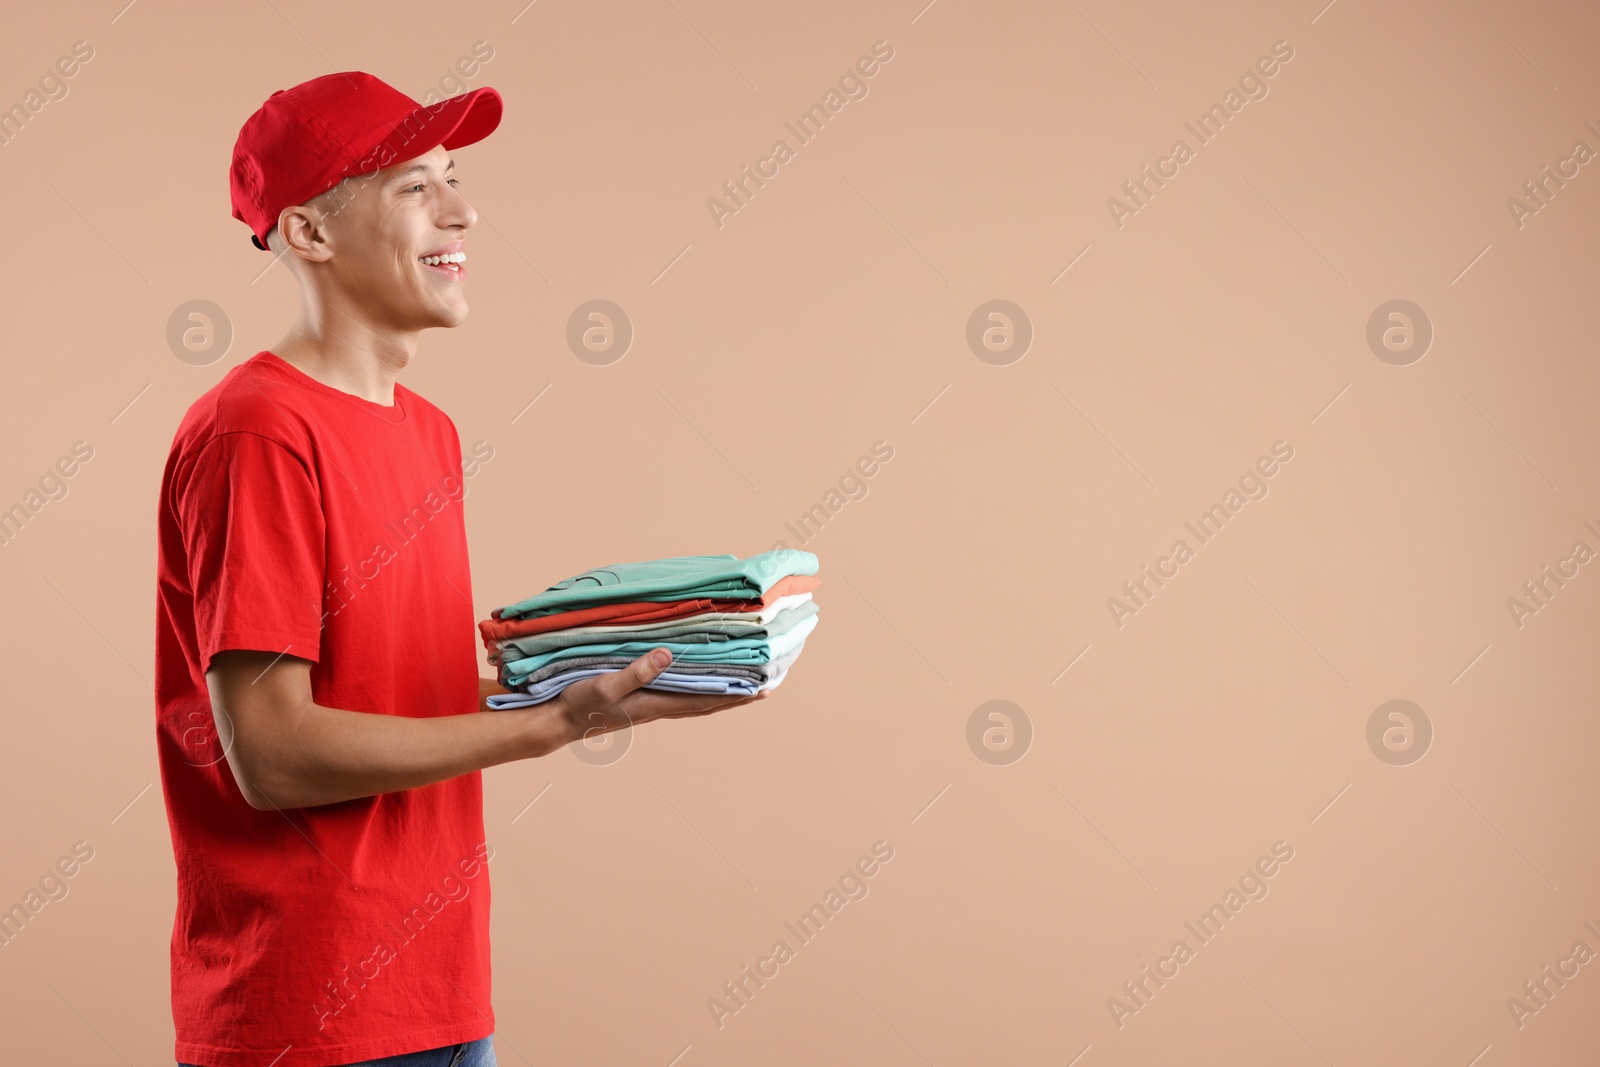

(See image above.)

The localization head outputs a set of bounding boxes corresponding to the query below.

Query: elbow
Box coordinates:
[223,738,301,811]
[227,752,281,810]
[240,790,276,812]
[237,778,280,811]
[203,657,321,810]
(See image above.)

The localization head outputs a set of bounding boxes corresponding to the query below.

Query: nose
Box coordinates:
[441,180,478,232]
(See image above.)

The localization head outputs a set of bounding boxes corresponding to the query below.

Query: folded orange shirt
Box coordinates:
[478,573,821,644]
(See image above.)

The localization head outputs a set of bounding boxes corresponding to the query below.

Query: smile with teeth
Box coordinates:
[420,251,467,270]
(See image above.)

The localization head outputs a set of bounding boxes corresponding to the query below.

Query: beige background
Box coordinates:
[2,0,1598,1063]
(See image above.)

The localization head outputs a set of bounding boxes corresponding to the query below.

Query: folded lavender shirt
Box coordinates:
[485,644,805,709]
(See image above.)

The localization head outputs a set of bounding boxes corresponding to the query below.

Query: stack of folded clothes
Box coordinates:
[480,548,820,709]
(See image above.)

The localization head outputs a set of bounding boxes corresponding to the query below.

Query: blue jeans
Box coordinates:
[180,1035,496,1067]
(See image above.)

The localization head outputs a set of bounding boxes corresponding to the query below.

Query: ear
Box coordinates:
[276,201,335,265]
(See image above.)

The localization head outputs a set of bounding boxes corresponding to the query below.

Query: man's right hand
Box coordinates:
[548,648,770,746]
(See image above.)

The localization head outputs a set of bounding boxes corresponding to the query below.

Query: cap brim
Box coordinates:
[380,86,503,167]
[438,86,503,149]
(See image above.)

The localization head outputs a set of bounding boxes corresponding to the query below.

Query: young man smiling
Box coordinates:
[154,71,767,1067]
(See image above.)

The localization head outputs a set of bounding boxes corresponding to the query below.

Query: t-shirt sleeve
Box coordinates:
[176,431,326,673]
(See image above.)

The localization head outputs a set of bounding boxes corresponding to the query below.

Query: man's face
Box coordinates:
[309,143,479,331]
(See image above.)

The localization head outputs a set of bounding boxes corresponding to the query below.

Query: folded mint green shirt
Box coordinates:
[494,549,819,620]
[502,612,819,688]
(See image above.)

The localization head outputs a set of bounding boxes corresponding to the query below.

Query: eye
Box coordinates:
[407,179,461,193]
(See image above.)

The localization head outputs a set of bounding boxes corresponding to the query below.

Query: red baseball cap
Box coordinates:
[230,71,503,250]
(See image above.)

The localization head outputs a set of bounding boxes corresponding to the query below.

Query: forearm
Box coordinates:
[233,698,577,810]
[210,647,759,811]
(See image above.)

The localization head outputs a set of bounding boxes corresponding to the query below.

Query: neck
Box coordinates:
[270,305,418,406]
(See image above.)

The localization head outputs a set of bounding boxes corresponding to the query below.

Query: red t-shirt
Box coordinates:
[154,352,493,1067]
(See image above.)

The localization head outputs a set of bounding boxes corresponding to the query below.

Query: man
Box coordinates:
[154,71,767,1067]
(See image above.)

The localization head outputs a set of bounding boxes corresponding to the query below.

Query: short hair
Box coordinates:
[263,225,301,281]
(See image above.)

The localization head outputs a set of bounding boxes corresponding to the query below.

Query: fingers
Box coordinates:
[630,648,673,689]
[569,648,672,709]
[546,654,773,732]
[659,692,769,719]
[620,688,770,722]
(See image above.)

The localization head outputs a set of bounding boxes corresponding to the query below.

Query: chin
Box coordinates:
[421,302,471,330]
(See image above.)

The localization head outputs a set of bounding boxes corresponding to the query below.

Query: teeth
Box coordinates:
[420,252,467,266]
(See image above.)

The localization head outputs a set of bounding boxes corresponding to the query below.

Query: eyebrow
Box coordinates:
[389,158,455,183]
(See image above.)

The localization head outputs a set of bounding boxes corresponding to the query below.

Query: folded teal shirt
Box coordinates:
[501,612,819,688]
[494,549,819,620]
[493,600,820,661]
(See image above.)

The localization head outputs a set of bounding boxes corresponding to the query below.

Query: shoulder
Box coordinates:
[397,382,455,431]
[395,382,465,456]
[171,352,314,459]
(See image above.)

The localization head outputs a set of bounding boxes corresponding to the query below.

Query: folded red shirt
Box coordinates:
[478,573,821,644]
